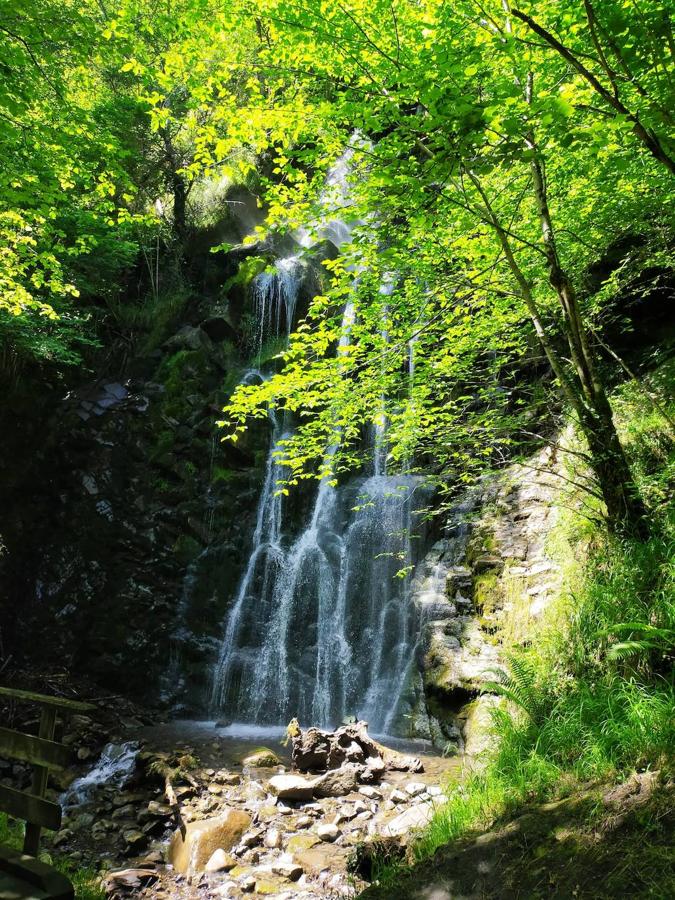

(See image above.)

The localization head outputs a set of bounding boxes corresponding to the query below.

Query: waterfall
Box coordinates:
[210,296,427,732]
[211,465,424,731]
[208,140,429,735]
[251,255,303,356]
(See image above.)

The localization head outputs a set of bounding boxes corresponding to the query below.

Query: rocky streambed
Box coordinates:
[50,719,459,900]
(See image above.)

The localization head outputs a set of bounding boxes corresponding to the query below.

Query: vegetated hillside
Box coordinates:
[359,360,675,898]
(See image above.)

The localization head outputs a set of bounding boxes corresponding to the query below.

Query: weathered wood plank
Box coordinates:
[0,726,72,770]
[0,784,62,831]
[0,844,74,900]
[0,685,96,712]
[23,706,57,856]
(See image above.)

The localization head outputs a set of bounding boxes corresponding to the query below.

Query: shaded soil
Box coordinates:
[360,774,675,899]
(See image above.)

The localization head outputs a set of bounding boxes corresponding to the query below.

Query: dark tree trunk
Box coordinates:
[161,126,187,240]
[528,147,648,537]
[469,162,648,538]
[172,169,186,239]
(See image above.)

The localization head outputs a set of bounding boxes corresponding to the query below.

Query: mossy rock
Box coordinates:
[287,833,320,853]
[173,534,202,566]
[241,747,280,768]
[255,880,284,895]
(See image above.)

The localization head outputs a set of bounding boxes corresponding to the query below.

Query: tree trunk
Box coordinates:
[468,168,647,537]
[161,126,187,239]
[171,169,187,238]
[527,145,648,536]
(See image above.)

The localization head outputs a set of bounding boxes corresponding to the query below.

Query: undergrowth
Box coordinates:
[371,360,675,888]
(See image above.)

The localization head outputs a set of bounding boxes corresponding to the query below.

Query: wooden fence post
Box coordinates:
[23,705,57,856]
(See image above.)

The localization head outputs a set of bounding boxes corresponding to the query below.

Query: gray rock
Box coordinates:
[268,774,317,801]
[317,823,339,842]
[382,803,435,837]
[358,786,382,800]
[405,782,426,797]
[312,763,361,798]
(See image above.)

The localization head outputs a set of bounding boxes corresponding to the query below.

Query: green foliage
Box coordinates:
[602,622,675,663]
[150,429,175,462]
[482,655,551,727]
[212,465,237,484]
[0,812,22,849]
[0,0,150,373]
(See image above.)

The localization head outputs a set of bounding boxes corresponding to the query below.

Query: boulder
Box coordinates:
[164,324,213,354]
[291,728,332,770]
[312,763,361,798]
[291,721,422,774]
[169,809,251,874]
[268,774,317,801]
[242,748,281,768]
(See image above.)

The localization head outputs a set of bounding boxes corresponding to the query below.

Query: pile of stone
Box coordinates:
[87,722,444,899]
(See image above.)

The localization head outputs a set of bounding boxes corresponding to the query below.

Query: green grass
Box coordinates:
[0,814,104,900]
[370,362,675,887]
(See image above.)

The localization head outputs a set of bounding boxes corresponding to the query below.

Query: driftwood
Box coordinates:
[291,720,423,775]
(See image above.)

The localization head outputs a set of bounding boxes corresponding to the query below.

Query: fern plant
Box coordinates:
[482,654,550,726]
[600,622,675,662]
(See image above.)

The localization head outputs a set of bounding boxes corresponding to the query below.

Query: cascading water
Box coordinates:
[209,141,429,735]
[211,463,426,731]
[251,255,304,355]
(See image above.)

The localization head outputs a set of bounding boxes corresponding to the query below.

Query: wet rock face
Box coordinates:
[0,242,281,707]
[410,445,564,752]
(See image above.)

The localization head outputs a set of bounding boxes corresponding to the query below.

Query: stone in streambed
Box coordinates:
[205,849,237,873]
[103,868,158,894]
[312,763,361,798]
[264,827,283,849]
[239,829,264,849]
[405,782,426,797]
[286,833,320,852]
[317,823,340,842]
[359,786,383,800]
[169,809,251,874]
[268,774,316,801]
[271,859,304,881]
[382,803,434,837]
[242,747,281,768]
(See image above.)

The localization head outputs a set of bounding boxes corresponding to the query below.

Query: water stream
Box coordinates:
[207,144,429,735]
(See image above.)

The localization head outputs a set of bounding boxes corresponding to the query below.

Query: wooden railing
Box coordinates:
[0,685,95,856]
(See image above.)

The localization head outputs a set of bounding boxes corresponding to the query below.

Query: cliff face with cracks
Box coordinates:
[0,198,325,710]
[407,444,564,753]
